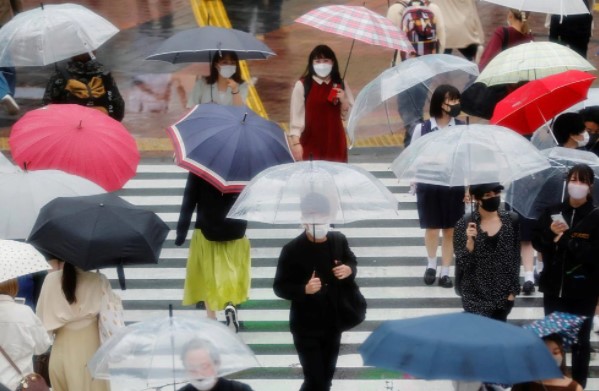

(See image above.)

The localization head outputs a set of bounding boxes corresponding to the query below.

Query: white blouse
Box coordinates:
[186,78,249,107]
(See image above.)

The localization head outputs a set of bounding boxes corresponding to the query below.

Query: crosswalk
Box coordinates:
[111,159,599,391]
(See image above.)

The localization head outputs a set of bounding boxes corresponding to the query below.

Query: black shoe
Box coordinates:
[224,303,239,333]
[423,268,436,285]
[438,275,453,288]
[522,280,535,295]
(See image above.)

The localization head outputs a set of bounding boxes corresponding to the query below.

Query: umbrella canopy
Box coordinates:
[359,312,562,383]
[347,54,479,145]
[0,240,50,283]
[480,0,590,16]
[476,42,595,87]
[391,124,550,187]
[227,160,398,224]
[296,5,414,53]
[504,147,599,219]
[490,70,596,135]
[9,104,140,192]
[167,103,293,194]
[145,26,276,63]
[0,151,18,173]
[88,314,259,390]
[0,169,105,240]
[0,3,119,67]
[524,312,587,348]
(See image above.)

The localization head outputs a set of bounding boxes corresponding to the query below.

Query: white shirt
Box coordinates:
[411,117,458,142]
[0,295,51,390]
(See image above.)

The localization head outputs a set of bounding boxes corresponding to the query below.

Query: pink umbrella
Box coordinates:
[9,104,140,191]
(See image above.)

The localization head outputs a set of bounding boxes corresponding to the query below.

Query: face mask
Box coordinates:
[445,103,461,118]
[305,224,329,240]
[313,63,332,78]
[218,65,236,79]
[480,196,501,212]
[574,131,590,147]
[567,182,589,200]
[190,378,217,390]
[553,354,563,367]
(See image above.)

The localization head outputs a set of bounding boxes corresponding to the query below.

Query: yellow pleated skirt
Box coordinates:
[182,229,251,310]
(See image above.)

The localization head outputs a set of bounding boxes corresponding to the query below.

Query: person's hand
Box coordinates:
[175,236,185,246]
[466,222,476,252]
[332,260,352,280]
[227,79,240,94]
[336,88,346,104]
[463,193,471,203]
[291,143,303,161]
[550,220,568,236]
[305,271,321,294]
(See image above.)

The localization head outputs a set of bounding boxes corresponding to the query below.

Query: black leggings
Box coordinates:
[293,331,342,391]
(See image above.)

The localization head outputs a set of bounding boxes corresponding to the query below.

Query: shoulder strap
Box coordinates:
[421,119,432,136]
[501,27,509,51]
[0,345,23,375]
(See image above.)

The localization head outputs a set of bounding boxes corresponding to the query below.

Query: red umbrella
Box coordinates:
[490,70,596,135]
[9,104,139,191]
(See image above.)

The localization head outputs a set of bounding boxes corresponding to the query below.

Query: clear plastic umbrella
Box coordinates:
[0,240,50,283]
[88,313,258,391]
[347,54,479,146]
[227,161,398,224]
[391,124,550,186]
[0,151,18,173]
[480,0,590,16]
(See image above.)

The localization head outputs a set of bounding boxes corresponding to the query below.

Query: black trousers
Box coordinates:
[544,294,597,388]
[293,331,342,391]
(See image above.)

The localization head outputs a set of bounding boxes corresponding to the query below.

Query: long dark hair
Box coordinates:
[204,51,244,85]
[61,262,78,304]
[429,84,460,119]
[301,45,343,85]
[567,163,595,202]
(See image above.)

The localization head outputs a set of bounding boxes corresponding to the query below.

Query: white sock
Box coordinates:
[536,261,544,273]
[524,271,534,282]
[441,266,450,277]
[427,257,437,269]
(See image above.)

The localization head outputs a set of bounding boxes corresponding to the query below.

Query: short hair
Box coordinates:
[552,113,585,146]
[0,278,18,297]
[567,164,595,189]
[579,106,599,125]
[180,338,221,368]
[429,85,460,119]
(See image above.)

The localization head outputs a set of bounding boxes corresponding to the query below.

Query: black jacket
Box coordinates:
[178,378,253,391]
[273,231,357,336]
[532,200,599,299]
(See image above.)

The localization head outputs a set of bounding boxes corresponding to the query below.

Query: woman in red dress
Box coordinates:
[289,45,354,163]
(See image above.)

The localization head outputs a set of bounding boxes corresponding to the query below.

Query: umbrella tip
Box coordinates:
[77,120,82,129]
[99,203,104,207]
[242,113,247,123]
[169,304,173,318]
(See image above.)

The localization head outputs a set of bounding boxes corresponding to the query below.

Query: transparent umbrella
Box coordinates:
[0,151,18,173]
[227,160,398,224]
[0,240,50,283]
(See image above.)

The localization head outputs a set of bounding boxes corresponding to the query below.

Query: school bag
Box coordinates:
[398,0,438,60]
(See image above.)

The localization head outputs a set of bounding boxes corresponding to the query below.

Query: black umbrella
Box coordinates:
[28,193,169,289]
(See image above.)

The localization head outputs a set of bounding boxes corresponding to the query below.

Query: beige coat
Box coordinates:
[434,0,485,49]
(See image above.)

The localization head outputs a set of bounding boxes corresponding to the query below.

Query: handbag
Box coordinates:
[0,346,49,391]
[98,278,125,344]
[33,349,51,387]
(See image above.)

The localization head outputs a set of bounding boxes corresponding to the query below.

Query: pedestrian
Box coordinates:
[549,0,593,58]
[532,164,599,388]
[42,52,125,121]
[478,9,532,71]
[436,0,485,62]
[511,334,583,391]
[453,183,520,321]
[175,174,250,333]
[579,106,599,156]
[288,44,354,162]
[35,261,111,391]
[411,84,465,288]
[0,277,51,390]
[186,51,247,107]
[178,338,254,391]
[552,112,588,149]
[0,0,21,115]
[273,192,358,391]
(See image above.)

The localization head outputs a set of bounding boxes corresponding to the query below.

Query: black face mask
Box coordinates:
[445,103,461,118]
[480,196,500,212]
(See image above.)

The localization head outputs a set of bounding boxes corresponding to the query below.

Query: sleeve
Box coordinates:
[273,243,308,302]
[175,174,200,246]
[42,71,66,105]
[453,217,475,267]
[509,214,522,295]
[105,73,125,121]
[187,78,205,108]
[340,234,357,281]
[239,82,249,104]
[432,4,446,53]
[478,27,504,71]
[341,81,354,121]
[289,80,306,138]
[29,310,52,354]
[411,122,424,142]
[531,209,557,255]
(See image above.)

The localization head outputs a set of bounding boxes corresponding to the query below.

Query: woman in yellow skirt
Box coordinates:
[175,173,251,332]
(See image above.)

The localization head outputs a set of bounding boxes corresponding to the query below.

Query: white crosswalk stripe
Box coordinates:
[110,161,599,391]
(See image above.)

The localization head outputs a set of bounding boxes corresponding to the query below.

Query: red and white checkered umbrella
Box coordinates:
[296,5,414,54]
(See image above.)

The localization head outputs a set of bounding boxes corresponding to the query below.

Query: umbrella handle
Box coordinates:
[117,263,126,290]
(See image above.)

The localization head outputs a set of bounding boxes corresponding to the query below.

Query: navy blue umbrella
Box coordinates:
[167,103,294,193]
[359,312,562,384]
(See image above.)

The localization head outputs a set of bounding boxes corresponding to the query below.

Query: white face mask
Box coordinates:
[553,353,563,367]
[576,131,590,147]
[218,65,236,79]
[567,182,589,200]
[190,377,217,390]
[313,63,332,78]
[305,224,329,240]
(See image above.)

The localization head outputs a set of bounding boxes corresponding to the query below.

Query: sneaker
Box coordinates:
[1,94,19,115]
[438,275,453,288]
[224,303,239,333]
[522,280,535,295]
[423,268,436,285]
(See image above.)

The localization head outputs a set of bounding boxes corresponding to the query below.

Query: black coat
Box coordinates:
[178,378,253,391]
[532,200,599,299]
[273,231,357,336]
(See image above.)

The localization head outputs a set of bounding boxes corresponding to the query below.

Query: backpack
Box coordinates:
[399,0,438,60]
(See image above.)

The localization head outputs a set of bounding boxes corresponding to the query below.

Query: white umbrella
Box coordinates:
[481,0,590,16]
[0,3,119,66]
[0,240,50,283]
[0,170,105,239]
[0,151,19,173]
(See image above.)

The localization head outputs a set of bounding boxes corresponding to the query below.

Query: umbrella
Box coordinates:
[480,0,590,16]
[0,3,119,67]
[88,313,258,390]
[9,104,140,192]
[476,42,595,87]
[359,312,562,383]
[0,151,18,173]
[346,54,479,145]
[0,169,105,240]
[227,160,398,224]
[167,103,293,194]
[145,26,276,63]
[504,147,599,219]
[391,124,550,187]
[0,240,50,283]
[490,70,596,135]
[28,193,169,289]
[524,312,587,347]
